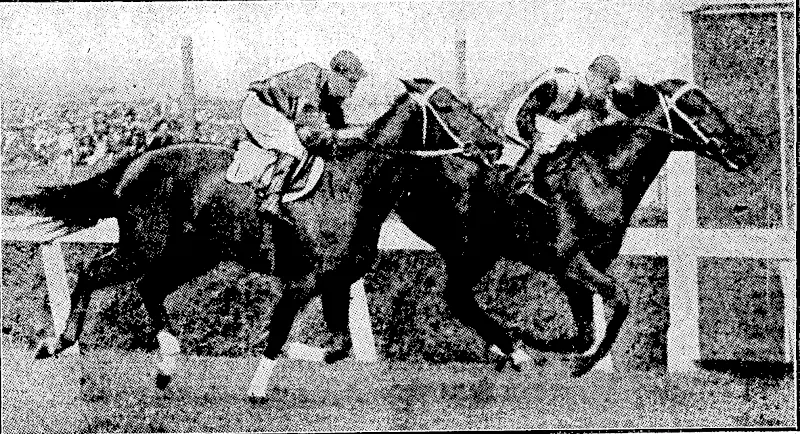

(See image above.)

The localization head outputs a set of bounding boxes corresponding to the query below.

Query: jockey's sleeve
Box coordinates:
[249,63,326,123]
[517,80,559,143]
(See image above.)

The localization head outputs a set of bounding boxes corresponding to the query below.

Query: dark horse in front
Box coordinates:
[10,80,505,398]
[389,77,755,376]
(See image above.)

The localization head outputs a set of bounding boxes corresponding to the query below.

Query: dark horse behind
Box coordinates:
[7,79,506,399]
[390,77,755,376]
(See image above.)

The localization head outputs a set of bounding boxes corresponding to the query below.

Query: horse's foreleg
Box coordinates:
[442,257,520,367]
[516,275,595,355]
[248,273,316,400]
[319,275,354,364]
[317,249,378,364]
[567,252,629,377]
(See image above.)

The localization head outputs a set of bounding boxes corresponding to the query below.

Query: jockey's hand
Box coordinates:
[298,126,330,143]
[334,125,368,140]
[319,128,335,143]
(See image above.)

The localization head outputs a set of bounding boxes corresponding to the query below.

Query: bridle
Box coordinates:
[656,82,714,145]
[404,83,470,157]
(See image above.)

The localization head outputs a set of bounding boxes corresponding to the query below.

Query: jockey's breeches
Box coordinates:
[241,91,307,160]
[531,116,573,154]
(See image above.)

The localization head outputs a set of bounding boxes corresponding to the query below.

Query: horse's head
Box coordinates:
[393,78,505,164]
[612,77,755,172]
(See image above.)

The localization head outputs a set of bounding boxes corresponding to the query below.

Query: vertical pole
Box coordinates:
[776,12,788,229]
[666,152,700,372]
[454,13,467,100]
[779,261,796,363]
[181,36,197,142]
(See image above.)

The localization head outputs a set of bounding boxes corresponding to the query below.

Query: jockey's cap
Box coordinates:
[588,55,621,83]
[331,50,367,81]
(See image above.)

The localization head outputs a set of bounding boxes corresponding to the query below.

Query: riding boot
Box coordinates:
[258,152,297,214]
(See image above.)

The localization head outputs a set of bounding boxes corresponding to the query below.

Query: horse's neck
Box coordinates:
[326,147,388,190]
[603,127,674,214]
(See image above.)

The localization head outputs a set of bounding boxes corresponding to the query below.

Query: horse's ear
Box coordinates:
[399,78,421,94]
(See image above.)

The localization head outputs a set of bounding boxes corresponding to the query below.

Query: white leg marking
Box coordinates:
[490,344,532,366]
[157,330,181,354]
[157,330,181,376]
[247,357,277,398]
[581,293,607,357]
[511,348,532,365]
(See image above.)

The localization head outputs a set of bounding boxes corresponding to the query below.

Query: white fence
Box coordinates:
[1,153,796,371]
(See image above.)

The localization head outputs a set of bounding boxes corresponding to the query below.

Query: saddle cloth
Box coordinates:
[225,141,325,203]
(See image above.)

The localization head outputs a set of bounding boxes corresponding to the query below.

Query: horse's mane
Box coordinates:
[363,78,501,162]
[363,91,412,145]
[538,121,664,183]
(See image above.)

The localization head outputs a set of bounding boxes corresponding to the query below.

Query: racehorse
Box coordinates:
[9,80,504,398]
[386,77,754,376]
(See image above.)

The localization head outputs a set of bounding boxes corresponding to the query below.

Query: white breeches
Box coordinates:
[532,116,575,154]
[240,91,307,160]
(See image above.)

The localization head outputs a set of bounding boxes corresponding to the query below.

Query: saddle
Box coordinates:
[225,141,325,203]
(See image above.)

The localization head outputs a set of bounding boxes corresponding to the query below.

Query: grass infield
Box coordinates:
[2,337,795,432]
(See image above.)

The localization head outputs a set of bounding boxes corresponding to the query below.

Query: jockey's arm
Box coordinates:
[517,81,559,143]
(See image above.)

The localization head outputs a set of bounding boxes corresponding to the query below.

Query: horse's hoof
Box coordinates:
[570,355,595,378]
[34,343,52,359]
[247,395,269,404]
[324,349,349,364]
[155,373,172,390]
[34,337,58,359]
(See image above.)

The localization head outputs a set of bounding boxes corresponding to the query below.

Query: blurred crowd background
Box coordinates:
[1,95,246,174]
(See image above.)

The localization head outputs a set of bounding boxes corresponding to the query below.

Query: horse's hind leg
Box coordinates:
[36,248,140,359]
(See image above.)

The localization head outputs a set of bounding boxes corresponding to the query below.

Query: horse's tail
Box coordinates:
[6,153,138,230]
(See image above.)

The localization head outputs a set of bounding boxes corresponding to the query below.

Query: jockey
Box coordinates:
[505,55,622,193]
[241,49,367,214]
